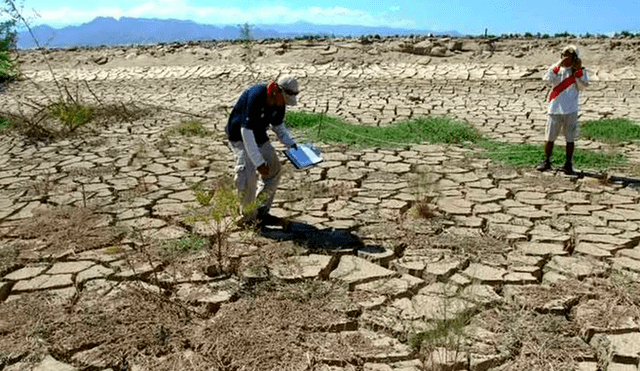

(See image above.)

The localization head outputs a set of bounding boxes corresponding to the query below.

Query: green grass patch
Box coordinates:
[0,116,10,131]
[479,139,627,170]
[162,234,208,254]
[168,119,212,137]
[49,102,94,131]
[0,51,18,84]
[285,111,628,171]
[581,118,640,143]
[409,311,471,353]
[285,111,481,148]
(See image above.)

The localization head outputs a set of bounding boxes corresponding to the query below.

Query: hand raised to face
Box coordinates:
[572,58,582,71]
[560,56,573,67]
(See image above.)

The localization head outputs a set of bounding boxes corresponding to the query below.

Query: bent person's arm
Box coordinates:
[272,122,297,149]
[240,127,265,168]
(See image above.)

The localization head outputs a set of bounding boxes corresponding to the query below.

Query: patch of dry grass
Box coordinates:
[91,102,155,126]
[474,275,640,370]
[502,279,592,312]
[0,286,198,368]
[427,233,512,266]
[0,243,20,277]
[0,279,368,370]
[0,293,69,366]
[190,280,364,370]
[186,157,200,169]
[571,275,640,334]
[9,206,122,255]
[287,179,358,203]
[50,287,193,364]
[0,100,154,142]
[476,307,589,371]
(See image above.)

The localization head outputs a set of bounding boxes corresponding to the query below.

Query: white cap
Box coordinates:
[277,75,299,106]
[562,45,581,60]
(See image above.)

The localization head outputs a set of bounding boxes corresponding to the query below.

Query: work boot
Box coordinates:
[257,212,282,227]
[563,161,575,175]
[256,211,290,230]
[536,160,551,172]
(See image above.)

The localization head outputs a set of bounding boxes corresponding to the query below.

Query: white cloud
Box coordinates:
[34,2,415,28]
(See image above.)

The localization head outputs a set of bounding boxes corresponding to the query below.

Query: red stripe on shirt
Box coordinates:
[549,68,583,102]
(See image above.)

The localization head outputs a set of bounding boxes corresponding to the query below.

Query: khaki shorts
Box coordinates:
[545,112,579,142]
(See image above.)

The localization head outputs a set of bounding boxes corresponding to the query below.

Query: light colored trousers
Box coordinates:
[228,140,282,218]
[545,112,579,142]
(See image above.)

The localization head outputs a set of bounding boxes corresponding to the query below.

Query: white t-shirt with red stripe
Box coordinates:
[544,66,590,115]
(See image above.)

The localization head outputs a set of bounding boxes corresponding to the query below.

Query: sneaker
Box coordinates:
[563,162,575,175]
[536,160,551,172]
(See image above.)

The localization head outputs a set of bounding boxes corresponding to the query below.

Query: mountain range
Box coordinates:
[16,17,460,49]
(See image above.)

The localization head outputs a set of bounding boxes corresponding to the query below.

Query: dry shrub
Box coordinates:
[412,196,438,220]
[186,158,200,169]
[0,108,54,141]
[507,277,639,316]
[0,284,197,369]
[91,102,155,126]
[134,177,152,193]
[10,206,121,254]
[0,100,155,142]
[26,173,56,196]
[603,272,640,307]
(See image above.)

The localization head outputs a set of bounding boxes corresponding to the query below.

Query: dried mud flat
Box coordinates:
[1,36,640,371]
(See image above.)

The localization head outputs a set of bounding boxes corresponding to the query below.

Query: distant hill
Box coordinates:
[16,17,460,49]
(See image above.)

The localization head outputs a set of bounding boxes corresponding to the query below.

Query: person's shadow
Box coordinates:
[259,220,387,254]
[580,170,640,189]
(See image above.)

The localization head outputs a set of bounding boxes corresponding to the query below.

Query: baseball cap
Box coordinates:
[277,75,299,106]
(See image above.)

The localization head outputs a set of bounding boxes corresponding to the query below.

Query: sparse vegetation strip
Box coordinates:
[167,119,212,137]
[286,111,482,147]
[286,111,630,171]
[581,117,640,143]
[0,12,17,84]
[479,139,627,170]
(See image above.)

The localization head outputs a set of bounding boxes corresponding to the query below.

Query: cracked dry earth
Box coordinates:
[1,37,640,370]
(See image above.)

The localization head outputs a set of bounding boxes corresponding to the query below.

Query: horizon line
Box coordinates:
[21,16,633,38]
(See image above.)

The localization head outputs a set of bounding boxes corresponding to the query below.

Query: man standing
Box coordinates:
[536,45,589,175]
[225,75,299,226]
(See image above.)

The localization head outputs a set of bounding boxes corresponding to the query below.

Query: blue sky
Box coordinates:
[6,0,640,35]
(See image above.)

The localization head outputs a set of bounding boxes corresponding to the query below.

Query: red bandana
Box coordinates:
[267,82,285,106]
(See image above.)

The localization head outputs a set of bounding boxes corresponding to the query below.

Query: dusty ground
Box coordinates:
[14,35,640,70]
[1,36,640,371]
